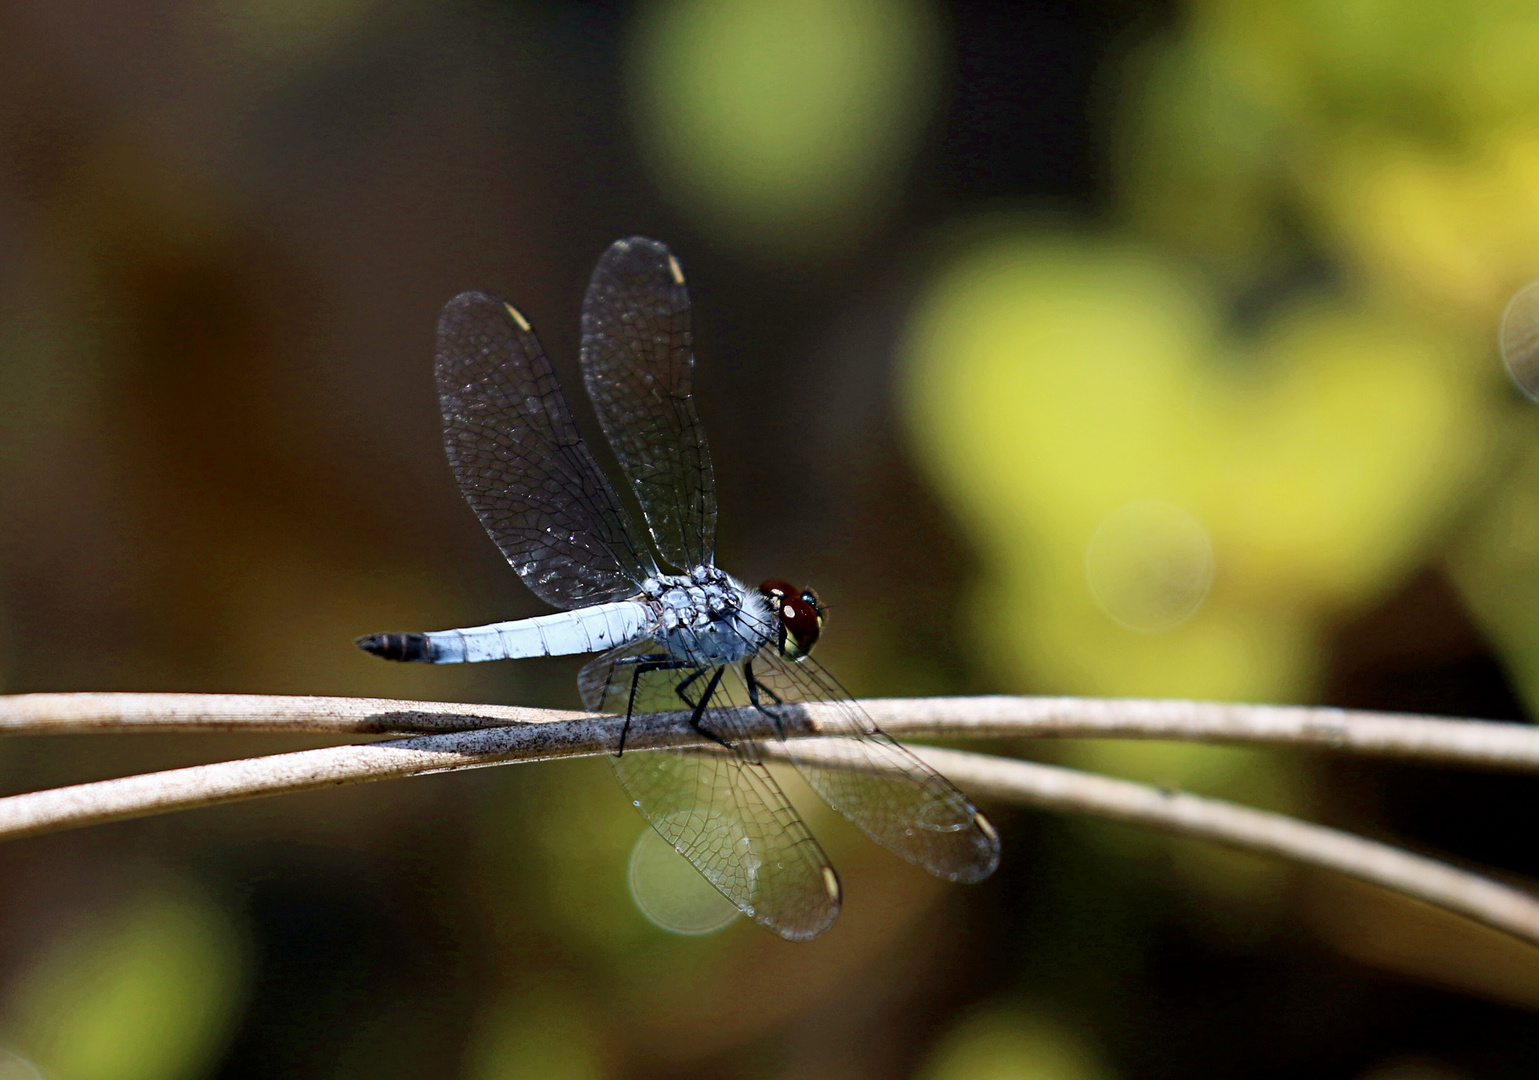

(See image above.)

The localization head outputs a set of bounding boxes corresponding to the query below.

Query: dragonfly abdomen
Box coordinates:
[357,600,652,664]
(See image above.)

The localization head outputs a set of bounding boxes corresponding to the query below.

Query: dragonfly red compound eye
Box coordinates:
[759,578,796,601]
[779,597,822,655]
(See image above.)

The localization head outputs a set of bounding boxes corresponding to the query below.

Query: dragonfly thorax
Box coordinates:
[643,567,774,666]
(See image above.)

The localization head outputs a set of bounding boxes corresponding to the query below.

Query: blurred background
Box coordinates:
[3,0,1539,1076]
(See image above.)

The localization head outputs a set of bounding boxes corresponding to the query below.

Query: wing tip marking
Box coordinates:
[504,303,532,332]
[820,865,842,905]
[667,255,684,286]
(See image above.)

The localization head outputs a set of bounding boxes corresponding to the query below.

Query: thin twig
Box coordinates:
[0,708,745,840]
[782,742,1539,948]
[1,707,1537,947]
[0,693,587,734]
[4,692,1539,772]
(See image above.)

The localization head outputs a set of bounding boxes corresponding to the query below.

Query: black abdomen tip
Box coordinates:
[355,632,432,662]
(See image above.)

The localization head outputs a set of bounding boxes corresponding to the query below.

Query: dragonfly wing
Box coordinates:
[744,648,1001,884]
[579,237,717,572]
[578,633,674,715]
[585,641,841,941]
[436,292,658,609]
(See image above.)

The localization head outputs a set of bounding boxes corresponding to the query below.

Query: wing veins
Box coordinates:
[583,639,841,940]
[579,237,717,572]
[435,291,657,609]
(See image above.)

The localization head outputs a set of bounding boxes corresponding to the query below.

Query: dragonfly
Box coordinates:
[357,237,1000,940]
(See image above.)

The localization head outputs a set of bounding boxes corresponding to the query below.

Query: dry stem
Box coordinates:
[5,692,1539,772]
[1,695,1537,947]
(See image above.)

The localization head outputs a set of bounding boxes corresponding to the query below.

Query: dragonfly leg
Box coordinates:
[743,660,787,740]
[672,664,711,706]
[612,653,686,757]
[685,667,731,750]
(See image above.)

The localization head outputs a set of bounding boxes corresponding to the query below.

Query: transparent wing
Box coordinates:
[436,292,658,610]
[742,639,1001,885]
[579,237,717,572]
[580,640,841,941]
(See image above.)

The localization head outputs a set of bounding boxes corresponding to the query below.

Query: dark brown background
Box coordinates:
[0,2,1535,1078]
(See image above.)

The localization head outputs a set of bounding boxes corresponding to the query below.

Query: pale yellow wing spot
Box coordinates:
[820,865,842,904]
[503,303,532,332]
[667,255,685,286]
[975,811,999,844]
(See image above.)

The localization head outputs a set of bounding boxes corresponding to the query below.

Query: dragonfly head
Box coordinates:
[758,579,823,659]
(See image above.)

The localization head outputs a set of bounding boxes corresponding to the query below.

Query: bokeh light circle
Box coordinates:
[627,819,741,935]
[1500,280,1539,401]
[626,0,941,257]
[1085,500,1215,632]
[0,1049,43,1080]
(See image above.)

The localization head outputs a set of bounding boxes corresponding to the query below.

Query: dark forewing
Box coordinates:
[744,645,1001,884]
[580,237,717,572]
[436,292,657,609]
[581,640,841,941]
